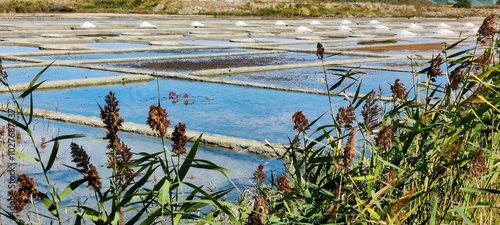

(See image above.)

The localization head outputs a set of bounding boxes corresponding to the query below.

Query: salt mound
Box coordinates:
[190,21,205,27]
[139,21,155,28]
[80,22,96,28]
[309,20,322,25]
[273,20,287,26]
[434,29,454,35]
[336,25,352,31]
[369,20,380,24]
[407,23,423,29]
[469,27,479,33]
[295,26,313,33]
[395,30,416,37]
[436,23,450,28]
[341,20,352,25]
[374,25,389,30]
[235,21,248,26]
[464,22,475,28]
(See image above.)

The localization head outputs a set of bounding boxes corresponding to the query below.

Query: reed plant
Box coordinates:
[0,61,239,224]
[235,14,500,224]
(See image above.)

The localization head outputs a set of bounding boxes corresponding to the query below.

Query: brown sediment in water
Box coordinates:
[109,54,315,71]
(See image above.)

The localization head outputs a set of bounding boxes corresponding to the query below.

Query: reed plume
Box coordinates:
[277,175,291,194]
[292,111,309,134]
[316,42,325,59]
[336,104,355,128]
[427,54,443,82]
[343,127,357,168]
[70,142,102,190]
[390,79,407,100]
[376,125,394,151]
[477,14,498,43]
[7,174,40,213]
[171,122,187,156]
[361,91,381,132]
[248,196,268,225]
[253,164,267,185]
[100,91,124,149]
[466,150,488,179]
[100,92,136,187]
[147,104,170,137]
[0,58,8,81]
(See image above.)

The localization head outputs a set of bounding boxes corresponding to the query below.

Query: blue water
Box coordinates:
[3,66,129,84]
[0,46,40,54]
[32,48,252,61]
[0,78,341,144]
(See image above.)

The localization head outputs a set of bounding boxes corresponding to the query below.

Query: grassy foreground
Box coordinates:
[1,11,500,225]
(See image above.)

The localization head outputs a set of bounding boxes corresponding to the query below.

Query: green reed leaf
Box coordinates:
[39,192,59,217]
[15,151,39,162]
[453,204,473,225]
[59,178,87,200]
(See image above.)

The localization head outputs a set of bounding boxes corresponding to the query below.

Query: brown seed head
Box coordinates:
[0,58,8,81]
[376,125,394,151]
[316,42,325,59]
[100,91,124,149]
[477,14,498,43]
[336,104,356,128]
[427,54,443,82]
[277,175,291,194]
[147,104,170,137]
[7,174,40,213]
[449,65,467,91]
[361,91,381,132]
[292,111,309,134]
[86,165,102,191]
[343,127,357,168]
[467,150,488,179]
[171,122,188,156]
[70,142,91,172]
[391,79,407,100]
[253,164,267,185]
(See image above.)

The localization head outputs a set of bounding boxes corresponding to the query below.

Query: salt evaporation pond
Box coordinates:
[4,66,129,84]
[219,66,448,98]
[0,79,340,143]
[32,48,253,61]
[102,52,340,73]
[0,46,40,54]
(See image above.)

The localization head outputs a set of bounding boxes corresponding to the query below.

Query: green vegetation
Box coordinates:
[1,13,500,225]
[454,0,472,8]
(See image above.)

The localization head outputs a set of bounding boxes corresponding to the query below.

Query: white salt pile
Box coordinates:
[464,22,476,28]
[374,25,390,30]
[190,21,205,27]
[436,23,451,28]
[80,22,96,28]
[433,29,455,35]
[309,20,322,25]
[235,21,248,26]
[273,20,287,26]
[369,20,380,24]
[395,30,416,37]
[139,22,155,28]
[407,23,423,29]
[336,25,352,31]
[295,26,313,33]
[341,20,352,25]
